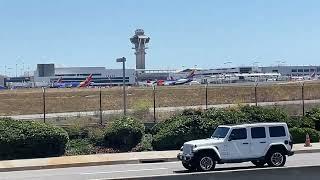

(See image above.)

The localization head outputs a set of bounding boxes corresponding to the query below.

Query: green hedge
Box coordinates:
[239,105,289,123]
[0,119,69,160]
[104,116,144,150]
[289,127,320,144]
[306,108,320,131]
[152,108,246,150]
[63,126,89,139]
[286,116,315,129]
[152,106,305,151]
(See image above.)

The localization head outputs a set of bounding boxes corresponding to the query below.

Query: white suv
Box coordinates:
[177,122,294,171]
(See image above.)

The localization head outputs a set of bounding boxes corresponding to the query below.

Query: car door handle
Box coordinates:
[242,142,249,144]
[260,142,266,144]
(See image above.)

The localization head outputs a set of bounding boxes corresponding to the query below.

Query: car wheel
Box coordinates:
[251,160,266,167]
[182,162,196,171]
[266,150,286,167]
[196,154,216,171]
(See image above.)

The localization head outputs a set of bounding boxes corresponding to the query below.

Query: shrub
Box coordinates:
[306,108,320,131]
[240,105,289,123]
[152,106,294,151]
[87,126,105,146]
[104,116,144,151]
[132,134,153,152]
[181,108,203,116]
[203,107,247,125]
[152,115,205,150]
[66,139,94,156]
[63,126,89,140]
[0,118,69,160]
[289,127,320,144]
[286,116,315,129]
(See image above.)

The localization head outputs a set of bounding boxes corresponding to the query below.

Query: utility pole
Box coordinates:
[302,83,305,116]
[42,87,46,123]
[205,83,208,109]
[99,87,103,125]
[255,83,259,106]
[153,85,156,122]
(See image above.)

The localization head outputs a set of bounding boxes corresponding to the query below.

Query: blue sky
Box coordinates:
[0,0,320,75]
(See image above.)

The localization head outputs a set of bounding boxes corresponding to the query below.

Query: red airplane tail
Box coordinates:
[79,74,93,87]
[56,77,63,83]
[187,69,196,79]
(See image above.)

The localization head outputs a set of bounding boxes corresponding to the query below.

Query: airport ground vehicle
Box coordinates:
[177,123,294,171]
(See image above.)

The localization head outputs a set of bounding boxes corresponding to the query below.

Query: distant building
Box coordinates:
[33,64,136,87]
[260,66,320,77]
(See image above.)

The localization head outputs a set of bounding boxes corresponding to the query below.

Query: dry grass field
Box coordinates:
[1,82,320,116]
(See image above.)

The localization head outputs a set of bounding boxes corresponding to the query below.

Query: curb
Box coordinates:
[294,148,320,154]
[0,148,319,172]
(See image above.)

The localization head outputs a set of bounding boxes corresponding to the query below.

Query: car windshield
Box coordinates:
[212,127,230,138]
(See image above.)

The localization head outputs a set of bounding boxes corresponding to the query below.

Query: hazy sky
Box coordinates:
[1,0,320,75]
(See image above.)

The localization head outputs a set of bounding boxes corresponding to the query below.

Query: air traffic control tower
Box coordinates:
[130,29,150,70]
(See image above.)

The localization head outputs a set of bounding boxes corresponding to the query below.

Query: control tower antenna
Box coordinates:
[130,29,150,70]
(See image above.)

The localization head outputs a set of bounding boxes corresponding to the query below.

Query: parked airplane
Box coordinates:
[157,69,196,86]
[289,72,318,82]
[51,74,93,88]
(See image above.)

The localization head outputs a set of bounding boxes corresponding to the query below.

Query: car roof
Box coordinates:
[219,122,287,128]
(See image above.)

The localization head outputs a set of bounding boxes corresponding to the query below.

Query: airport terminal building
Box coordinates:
[34,64,136,87]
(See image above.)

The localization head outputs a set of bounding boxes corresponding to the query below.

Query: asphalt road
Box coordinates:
[1,153,320,180]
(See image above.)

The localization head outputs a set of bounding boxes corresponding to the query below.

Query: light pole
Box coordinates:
[255,83,259,106]
[42,87,46,123]
[15,64,18,77]
[116,57,127,116]
[300,82,305,116]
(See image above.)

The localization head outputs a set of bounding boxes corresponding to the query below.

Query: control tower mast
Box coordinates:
[130,29,150,70]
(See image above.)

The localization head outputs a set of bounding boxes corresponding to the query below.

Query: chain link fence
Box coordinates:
[1,82,320,125]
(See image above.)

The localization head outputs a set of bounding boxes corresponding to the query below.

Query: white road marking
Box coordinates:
[82,167,169,175]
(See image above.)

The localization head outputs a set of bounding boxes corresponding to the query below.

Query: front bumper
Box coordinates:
[177,152,194,162]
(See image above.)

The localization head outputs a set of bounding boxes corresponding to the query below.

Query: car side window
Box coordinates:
[230,128,247,140]
[251,127,266,139]
[269,126,286,137]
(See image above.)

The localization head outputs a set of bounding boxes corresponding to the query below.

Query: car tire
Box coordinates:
[266,150,286,167]
[251,160,266,167]
[182,162,196,171]
[196,154,216,171]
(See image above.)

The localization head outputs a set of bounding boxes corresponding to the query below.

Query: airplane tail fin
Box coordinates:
[187,69,196,79]
[79,74,93,87]
[311,72,316,78]
[56,77,63,83]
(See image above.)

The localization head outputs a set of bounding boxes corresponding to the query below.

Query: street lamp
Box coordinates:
[116,57,127,116]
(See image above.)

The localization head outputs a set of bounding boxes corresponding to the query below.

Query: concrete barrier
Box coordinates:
[121,165,320,180]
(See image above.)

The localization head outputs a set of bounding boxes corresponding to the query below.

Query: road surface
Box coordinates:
[1,152,320,180]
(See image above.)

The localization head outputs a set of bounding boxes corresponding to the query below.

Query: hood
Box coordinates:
[185,138,224,146]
